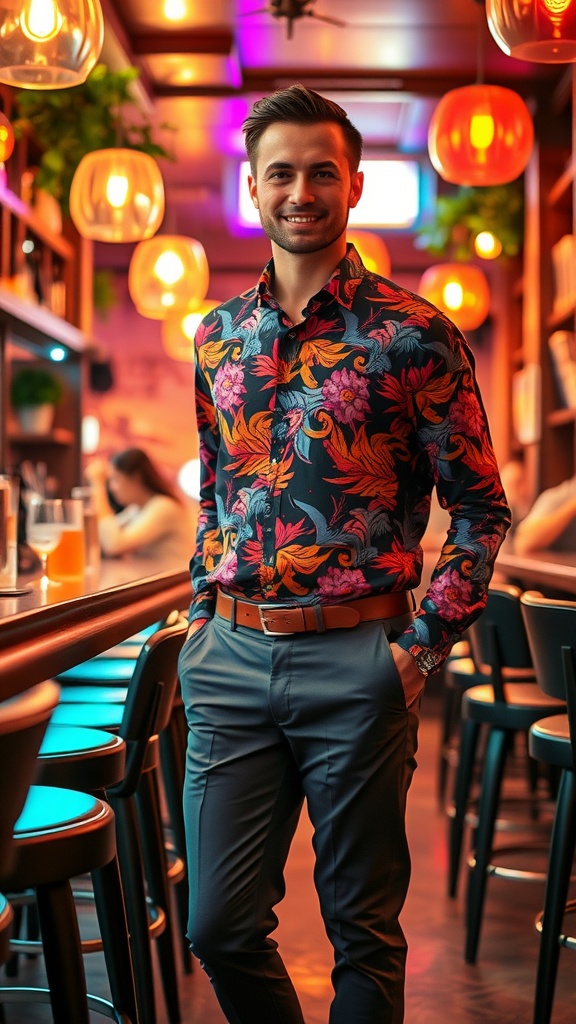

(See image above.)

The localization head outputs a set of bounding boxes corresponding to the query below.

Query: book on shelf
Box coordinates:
[551,234,576,314]
[548,330,576,408]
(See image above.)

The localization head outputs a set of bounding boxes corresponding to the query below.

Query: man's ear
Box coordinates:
[349,170,364,210]
[248,176,259,208]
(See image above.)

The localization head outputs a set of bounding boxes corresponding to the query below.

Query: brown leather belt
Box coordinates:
[215,589,412,636]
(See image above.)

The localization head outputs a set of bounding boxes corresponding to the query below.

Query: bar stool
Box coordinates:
[0,682,138,1023]
[0,682,60,974]
[49,612,189,1024]
[448,584,537,899]
[55,615,191,975]
[458,586,565,964]
[521,591,576,1024]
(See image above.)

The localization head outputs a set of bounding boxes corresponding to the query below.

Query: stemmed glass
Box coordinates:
[26,497,64,591]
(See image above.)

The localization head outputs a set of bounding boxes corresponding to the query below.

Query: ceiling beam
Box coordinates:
[131,30,234,57]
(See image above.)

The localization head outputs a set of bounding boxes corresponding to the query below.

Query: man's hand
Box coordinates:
[390,642,426,708]
[186,618,209,642]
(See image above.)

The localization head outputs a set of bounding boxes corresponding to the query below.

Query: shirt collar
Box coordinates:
[254,243,366,311]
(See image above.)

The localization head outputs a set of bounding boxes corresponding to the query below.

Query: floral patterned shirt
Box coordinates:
[190,245,511,673]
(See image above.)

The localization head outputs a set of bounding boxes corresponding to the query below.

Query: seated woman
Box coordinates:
[514,473,576,555]
[85,447,196,565]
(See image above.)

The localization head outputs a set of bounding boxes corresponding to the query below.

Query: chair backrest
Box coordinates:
[520,592,576,762]
[467,584,533,701]
[117,611,188,792]
[0,680,60,880]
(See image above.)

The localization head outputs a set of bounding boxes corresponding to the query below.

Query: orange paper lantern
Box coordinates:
[428,84,534,186]
[418,264,491,332]
[487,0,576,62]
[0,111,14,163]
[70,149,165,243]
[346,231,391,278]
[162,300,219,361]
[0,0,104,89]
[128,235,209,320]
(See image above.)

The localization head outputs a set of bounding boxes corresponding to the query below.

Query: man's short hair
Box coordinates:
[242,84,363,174]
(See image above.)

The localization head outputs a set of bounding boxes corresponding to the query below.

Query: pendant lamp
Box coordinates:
[428,84,534,186]
[347,231,391,278]
[162,300,219,361]
[0,0,104,89]
[128,235,209,320]
[487,0,576,63]
[0,111,14,163]
[418,264,490,333]
[69,149,165,243]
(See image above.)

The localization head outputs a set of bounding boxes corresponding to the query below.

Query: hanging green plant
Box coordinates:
[414,181,524,261]
[12,64,173,216]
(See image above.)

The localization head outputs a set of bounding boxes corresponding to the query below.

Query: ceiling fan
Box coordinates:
[243,0,346,40]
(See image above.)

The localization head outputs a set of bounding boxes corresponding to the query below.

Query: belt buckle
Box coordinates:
[258,604,297,636]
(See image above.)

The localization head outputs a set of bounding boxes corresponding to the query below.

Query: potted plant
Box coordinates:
[10,366,63,434]
[414,182,524,261]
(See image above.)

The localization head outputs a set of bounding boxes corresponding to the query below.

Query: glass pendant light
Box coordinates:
[0,111,14,162]
[69,149,165,243]
[346,231,392,278]
[428,84,534,186]
[162,300,219,361]
[128,235,209,320]
[487,0,576,63]
[418,264,491,332]
[0,0,104,89]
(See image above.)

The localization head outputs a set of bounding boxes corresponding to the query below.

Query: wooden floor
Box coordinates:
[2,685,575,1023]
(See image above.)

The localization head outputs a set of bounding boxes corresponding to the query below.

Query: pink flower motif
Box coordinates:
[429,570,473,621]
[322,368,370,425]
[214,362,245,411]
[449,390,484,437]
[316,566,371,600]
[210,552,238,585]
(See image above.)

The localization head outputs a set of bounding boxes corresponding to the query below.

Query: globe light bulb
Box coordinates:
[105,174,130,209]
[20,0,61,42]
[154,250,185,286]
[443,281,464,310]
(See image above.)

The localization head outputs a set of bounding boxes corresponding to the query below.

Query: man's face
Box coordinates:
[248,121,363,256]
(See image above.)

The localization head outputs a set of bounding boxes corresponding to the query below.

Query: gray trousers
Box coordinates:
[178,609,419,1024]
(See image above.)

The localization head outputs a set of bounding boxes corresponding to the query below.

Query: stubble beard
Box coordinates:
[260,211,349,255]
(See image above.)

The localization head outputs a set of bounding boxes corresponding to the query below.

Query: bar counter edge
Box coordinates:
[0,559,192,700]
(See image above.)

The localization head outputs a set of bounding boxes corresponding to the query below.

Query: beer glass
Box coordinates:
[46,498,85,582]
[0,474,19,591]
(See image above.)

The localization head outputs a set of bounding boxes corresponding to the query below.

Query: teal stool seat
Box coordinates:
[50,703,124,730]
[58,658,135,682]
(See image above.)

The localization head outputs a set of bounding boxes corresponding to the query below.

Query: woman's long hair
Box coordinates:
[110,448,183,504]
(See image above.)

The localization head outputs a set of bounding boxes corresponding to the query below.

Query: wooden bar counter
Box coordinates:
[0,558,192,701]
[495,549,576,597]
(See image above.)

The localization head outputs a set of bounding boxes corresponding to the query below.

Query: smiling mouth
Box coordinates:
[283,215,321,224]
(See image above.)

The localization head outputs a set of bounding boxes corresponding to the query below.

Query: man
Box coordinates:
[179,85,511,1024]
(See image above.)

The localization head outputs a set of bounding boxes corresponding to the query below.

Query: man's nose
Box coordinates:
[288,177,315,204]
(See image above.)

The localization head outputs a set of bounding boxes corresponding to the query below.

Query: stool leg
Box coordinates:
[448,718,481,897]
[438,673,457,810]
[112,793,158,1024]
[159,713,193,974]
[533,769,576,1024]
[35,880,90,1024]
[93,855,139,1024]
[465,726,509,964]
[137,768,182,1024]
